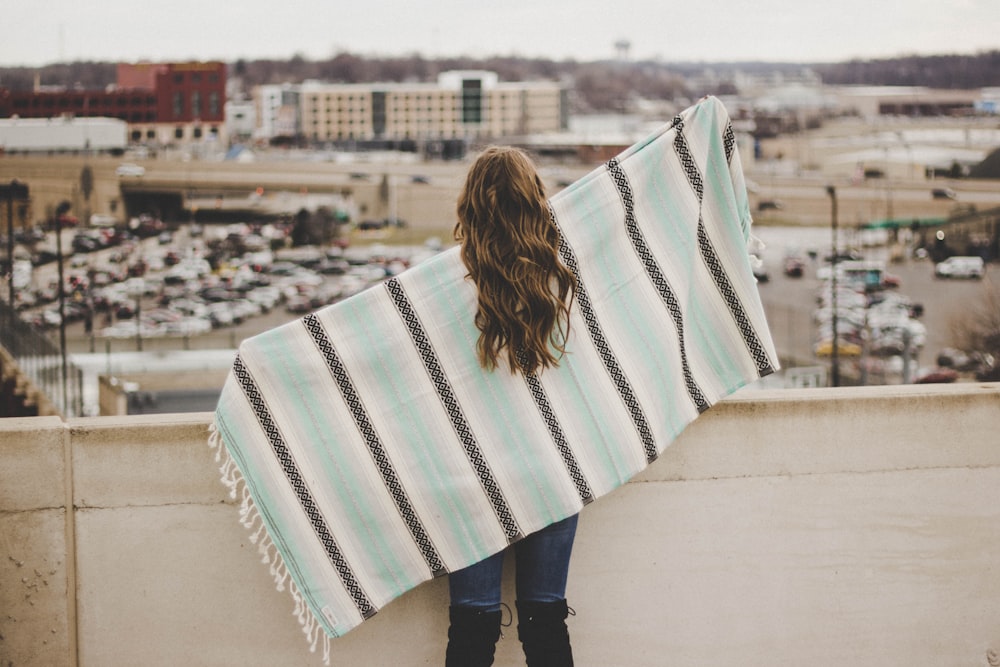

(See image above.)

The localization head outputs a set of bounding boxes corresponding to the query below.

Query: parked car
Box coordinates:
[116,163,146,177]
[931,187,956,200]
[881,272,902,288]
[934,256,984,279]
[814,339,863,358]
[752,263,770,283]
[783,255,805,278]
[71,233,101,254]
[915,368,959,384]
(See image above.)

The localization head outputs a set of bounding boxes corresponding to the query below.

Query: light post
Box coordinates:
[55,208,69,409]
[126,277,145,352]
[3,180,29,318]
[4,183,14,312]
[826,185,840,387]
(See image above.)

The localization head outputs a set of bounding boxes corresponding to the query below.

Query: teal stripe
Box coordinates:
[555,184,687,474]
[215,398,351,636]
[250,330,414,599]
[581,200,691,432]
[558,183,621,261]
[551,348,637,488]
[689,295,746,389]
[700,139,764,386]
[415,258,566,525]
[419,243,641,497]
[332,291,495,566]
[631,139,699,277]
[408,253,635,513]
[628,134,747,394]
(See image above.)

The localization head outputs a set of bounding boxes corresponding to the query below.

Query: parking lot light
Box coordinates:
[3,180,30,322]
[126,277,145,351]
[826,185,840,387]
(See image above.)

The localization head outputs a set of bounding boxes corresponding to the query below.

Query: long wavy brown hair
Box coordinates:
[455,146,576,375]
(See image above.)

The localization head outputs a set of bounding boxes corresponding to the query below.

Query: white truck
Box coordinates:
[934,256,985,279]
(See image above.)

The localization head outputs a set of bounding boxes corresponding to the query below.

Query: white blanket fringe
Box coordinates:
[208,422,333,665]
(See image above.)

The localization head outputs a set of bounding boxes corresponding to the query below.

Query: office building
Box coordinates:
[255,71,567,144]
[0,61,227,147]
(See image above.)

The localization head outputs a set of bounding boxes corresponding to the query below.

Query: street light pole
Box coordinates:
[3,180,29,318]
[5,184,14,315]
[127,277,144,352]
[135,288,142,352]
[55,211,69,409]
[826,185,840,387]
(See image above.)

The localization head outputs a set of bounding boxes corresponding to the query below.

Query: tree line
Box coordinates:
[2,51,999,114]
[816,51,1000,90]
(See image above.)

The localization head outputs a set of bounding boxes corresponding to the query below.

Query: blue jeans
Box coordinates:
[449,514,579,612]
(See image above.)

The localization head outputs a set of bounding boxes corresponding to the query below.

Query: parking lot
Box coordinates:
[7,221,444,355]
[753,226,998,382]
[4,218,997,387]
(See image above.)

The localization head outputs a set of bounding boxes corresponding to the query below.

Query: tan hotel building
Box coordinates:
[255,71,567,143]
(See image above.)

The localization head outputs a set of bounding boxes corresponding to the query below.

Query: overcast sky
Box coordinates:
[2,0,998,67]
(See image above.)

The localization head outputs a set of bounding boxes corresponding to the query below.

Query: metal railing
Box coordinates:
[1,300,84,418]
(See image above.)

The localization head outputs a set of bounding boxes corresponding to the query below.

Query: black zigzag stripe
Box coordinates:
[383,278,523,543]
[606,157,710,414]
[672,117,705,202]
[672,120,775,377]
[695,223,775,375]
[518,354,595,504]
[723,122,736,165]
[302,314,447,577]
[232,354,376,620]
[548,203,659,464]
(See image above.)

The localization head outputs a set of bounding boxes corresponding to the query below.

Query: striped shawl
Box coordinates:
[210,95,779,656]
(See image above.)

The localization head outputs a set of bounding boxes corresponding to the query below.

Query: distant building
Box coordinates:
[0,61,227,147]
[975,88,1000,115]
[833,86,982,117]
[0,116,127,153]
[225,98,256,141]
[253,71,567,147]
[254,84,301,141]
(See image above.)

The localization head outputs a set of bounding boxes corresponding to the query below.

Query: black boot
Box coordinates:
[445,605,502,667]
[516,599,574,667]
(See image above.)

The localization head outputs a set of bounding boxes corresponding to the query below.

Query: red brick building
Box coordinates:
[0,61,227,146]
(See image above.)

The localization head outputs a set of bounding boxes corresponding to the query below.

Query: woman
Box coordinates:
[446,146,579,667]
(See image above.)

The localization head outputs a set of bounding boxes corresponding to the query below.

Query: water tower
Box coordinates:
[614,39,631,62]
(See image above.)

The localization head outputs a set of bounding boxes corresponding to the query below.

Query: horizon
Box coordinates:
[2,1,998,69]
[1,49,998,70]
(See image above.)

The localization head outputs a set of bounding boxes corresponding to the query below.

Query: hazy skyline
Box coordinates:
[2,0,998,68]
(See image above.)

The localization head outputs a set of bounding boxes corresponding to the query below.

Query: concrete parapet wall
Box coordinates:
[1,384,999,666]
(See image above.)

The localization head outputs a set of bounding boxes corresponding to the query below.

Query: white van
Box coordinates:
[934,256,985,279]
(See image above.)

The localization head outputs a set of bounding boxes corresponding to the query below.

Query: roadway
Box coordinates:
[746,174,1000,227]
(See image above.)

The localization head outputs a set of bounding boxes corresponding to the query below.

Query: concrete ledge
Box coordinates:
[0,415,71,666]
[69,413,222,508]
[0,509,72,666]
[0,416,66,511]
[643,383,1000,482]
[1,383,998,666]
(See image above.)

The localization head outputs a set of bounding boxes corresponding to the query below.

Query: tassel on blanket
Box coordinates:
[207,422,332,665]
[748,232,767,280]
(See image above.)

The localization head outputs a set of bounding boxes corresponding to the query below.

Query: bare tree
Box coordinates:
[949,283,1000,378]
